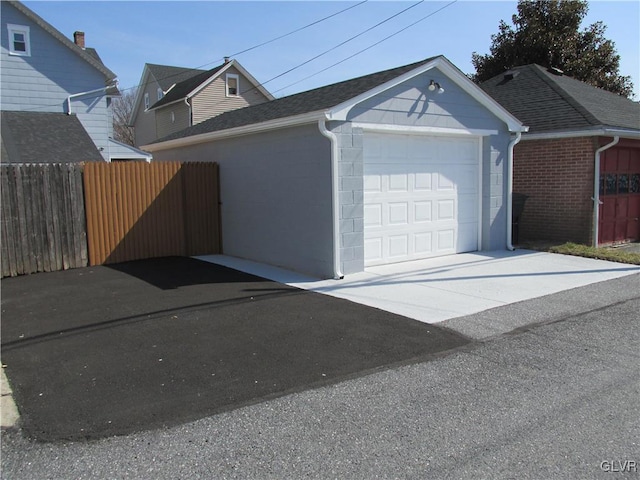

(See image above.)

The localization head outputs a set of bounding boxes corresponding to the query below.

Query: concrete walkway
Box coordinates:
[199,249,640,325]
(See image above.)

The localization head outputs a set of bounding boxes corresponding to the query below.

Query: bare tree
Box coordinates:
[112,88,137,146]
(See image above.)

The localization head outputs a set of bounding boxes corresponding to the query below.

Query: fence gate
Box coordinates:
[83,161,221,265]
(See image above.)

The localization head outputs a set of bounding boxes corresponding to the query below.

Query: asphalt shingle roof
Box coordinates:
[1,112,103,163]
[153,56,439,144]
[146,64,208,94]
[480,64,640,133]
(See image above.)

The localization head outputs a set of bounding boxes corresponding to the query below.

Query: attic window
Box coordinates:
[144,93,150,110]
[157,87,163,101]
[226,74,239,97]
[8,24,30,56]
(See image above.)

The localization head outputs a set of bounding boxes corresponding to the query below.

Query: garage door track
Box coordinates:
[1,257,468,441]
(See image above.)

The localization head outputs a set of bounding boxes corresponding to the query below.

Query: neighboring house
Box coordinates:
[481,64,640,247]
[144,55,526,279]
[130,59,274,147]
[0,0,151,163]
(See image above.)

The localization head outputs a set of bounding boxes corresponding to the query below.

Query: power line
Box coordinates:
[123,0,370,96]
[254,1,425,89]
[204,0,427,112]
[10,1,370,112]
[273,0,459,96]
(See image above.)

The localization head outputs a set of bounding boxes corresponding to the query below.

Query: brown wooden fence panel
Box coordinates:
[1,164,88,277]
[83,161,220,266]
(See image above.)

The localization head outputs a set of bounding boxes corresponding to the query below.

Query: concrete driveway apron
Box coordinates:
[201,249,640,324]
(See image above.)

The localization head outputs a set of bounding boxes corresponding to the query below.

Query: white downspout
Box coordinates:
[506,131,522,251]
[592,136,620,247]
[318,118,344,280]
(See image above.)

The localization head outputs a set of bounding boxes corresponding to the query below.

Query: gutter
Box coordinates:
[67,85,115,114]
[506,131,523,251]
[318,118,344,280]
[522,128,640,141]
[592,136,620,247]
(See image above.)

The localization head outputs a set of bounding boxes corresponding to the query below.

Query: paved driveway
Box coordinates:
[0,257,467,441]
[203,249,640,328]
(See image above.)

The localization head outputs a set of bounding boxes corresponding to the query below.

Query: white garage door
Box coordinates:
[363,133,480,267]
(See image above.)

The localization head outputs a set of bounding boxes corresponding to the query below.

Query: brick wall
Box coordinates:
[513,137,596,245]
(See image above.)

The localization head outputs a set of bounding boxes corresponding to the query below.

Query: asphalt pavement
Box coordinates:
[2,272,638,479]
[0,257,467,441]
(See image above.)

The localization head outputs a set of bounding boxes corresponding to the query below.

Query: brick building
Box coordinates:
[482,65,640,246]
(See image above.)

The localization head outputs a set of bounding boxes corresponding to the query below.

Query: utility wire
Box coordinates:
[123,0,369,96]
[273,0,459,96]
[254,0,424,89]
[13,1,369,112]
[206,0,426,112]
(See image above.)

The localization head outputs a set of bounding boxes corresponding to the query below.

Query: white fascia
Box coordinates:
[327,56,526,133]
[522,128,640,141]
[142,110,326,152]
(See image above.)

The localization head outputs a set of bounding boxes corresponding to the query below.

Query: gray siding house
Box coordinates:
[144,56,527,279]
[0,0,151,163]
[130,59,273,147]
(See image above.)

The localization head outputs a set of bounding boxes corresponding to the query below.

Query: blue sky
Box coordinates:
[24,1,640,99]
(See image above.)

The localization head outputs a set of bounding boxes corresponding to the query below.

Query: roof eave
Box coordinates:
[142,110,326,152]
[523,127,640,141]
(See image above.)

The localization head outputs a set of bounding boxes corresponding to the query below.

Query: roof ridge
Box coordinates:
[529,65,603,127]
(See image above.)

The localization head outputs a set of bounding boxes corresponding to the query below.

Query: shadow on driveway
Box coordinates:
[1,257,468,441]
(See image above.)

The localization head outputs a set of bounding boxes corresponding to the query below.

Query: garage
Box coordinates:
[363,132,480,266]
[146,56,526,278]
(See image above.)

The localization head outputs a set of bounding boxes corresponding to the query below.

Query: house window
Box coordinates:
[7,24,31,56]
[157,87,163,101]
[226,74,239,97]
[144,92,150,110]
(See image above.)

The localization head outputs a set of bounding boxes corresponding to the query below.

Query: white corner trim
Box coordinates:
[352,123,499,137]
[142,110,326,152]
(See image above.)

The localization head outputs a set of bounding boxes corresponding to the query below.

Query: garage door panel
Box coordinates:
[388,202,409,224]
[364,203,383,227]
[414,201,432,222]
[363,133,480,266]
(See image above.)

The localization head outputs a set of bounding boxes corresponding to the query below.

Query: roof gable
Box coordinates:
[481,64,640,133]
[148,59,274,110]
[7,1,116,82]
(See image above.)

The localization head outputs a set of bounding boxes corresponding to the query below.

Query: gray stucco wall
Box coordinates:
[1,2,112,160]
[151,124,335,278]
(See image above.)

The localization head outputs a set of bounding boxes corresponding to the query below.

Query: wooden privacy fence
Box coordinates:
[1,163,88,277]
[83,161,221,265]
[1,161,221,277]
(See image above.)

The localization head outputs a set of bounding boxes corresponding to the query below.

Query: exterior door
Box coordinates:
[363,133,480,267]
[599,146,640,244]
